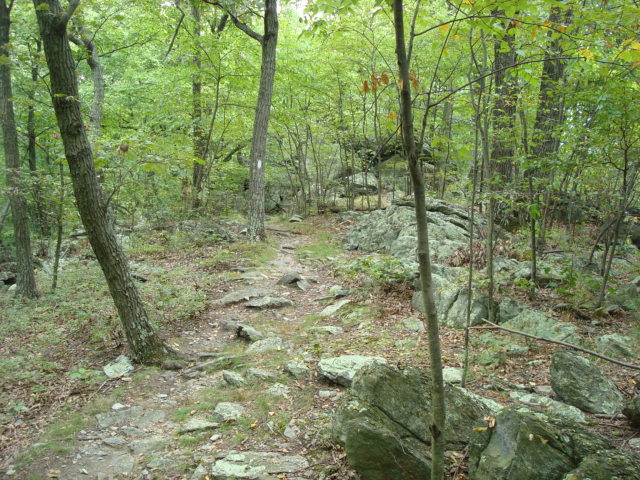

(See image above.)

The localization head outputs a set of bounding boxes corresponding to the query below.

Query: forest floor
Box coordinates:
[1,214,639,480]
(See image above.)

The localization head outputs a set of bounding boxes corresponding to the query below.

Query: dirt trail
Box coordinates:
[14,225,352,480]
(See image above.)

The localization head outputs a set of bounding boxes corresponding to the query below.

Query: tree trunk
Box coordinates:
[34,0,171,364]
[27,39,51,237]
[247,0,278,241]
[1,0,37,298]
[392,2,445,479]
[190,1,207,209]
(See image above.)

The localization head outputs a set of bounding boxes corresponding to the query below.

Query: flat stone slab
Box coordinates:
[210,450,309,479]
[129,437,168,455]
[310,326,344,335]
[246,337,287,353]
[178,418,220,434]
[509,390,587,423]
[223,370,246,387]
[317,355,387,386]
[214,402,246,421]
[247,368,277,380]
[245,296,294,309]
[103,355,134,378]
[319,299,351,318]
[96,406,143,429]
[215,288,272,306]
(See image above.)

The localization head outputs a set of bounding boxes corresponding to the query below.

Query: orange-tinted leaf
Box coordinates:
[371,73,379,85]
[380,72,390,84]
[371,82,378,93]
[362,80,370,93]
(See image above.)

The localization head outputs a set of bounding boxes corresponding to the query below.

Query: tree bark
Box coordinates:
[392,2,445,479]
[33,0,171,364]
[1,0,37,298]
[246,0,278,241]
[190,1,207,209]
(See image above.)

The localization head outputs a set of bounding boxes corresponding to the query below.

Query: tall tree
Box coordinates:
[207,0,278,241]
[33,0,173,364]
[1,0,37,298]
[392,1,445,479]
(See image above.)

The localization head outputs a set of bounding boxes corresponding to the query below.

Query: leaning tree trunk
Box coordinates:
[1,0,37,298]
[392,2,446,479]
[33,0,171,364]
[247,0,278,241]
[189,1,207,209]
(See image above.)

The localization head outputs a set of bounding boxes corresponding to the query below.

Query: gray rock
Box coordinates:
[277,273,303,285]
[214,288,271,306]
[237,324,263,342]
[285,360,311,379]
[498,297,527,323]
[209,450,309,479]
[147,458,173,469]
[247,368,277,381]
[623,395,640,427]
[133,409,167,428]
[595,333,638,359]
[283,422,301,439]
[245,296,293,309]
[561,451,640,480]
[103,355,134,378]
[96,406,143,429]
[267,383,290,396]
[246,337,287,353]
[129,437,167,455]
[105,453,135,477]
[503,309,582,344]
[402,316,425,332]
[442,367,464,384]
[609,283,640,312]
[102,436,127,447]
[178,418,220,434]
[309,326,344,335]
[550,350,624,414]
[222,370,246,387]
[214,402,245,421]
[508,390,588,423]
[344,202,481,262]
[191,463,209,480]
[332,363,497,480]
[318,299,351,317]
[469,406,611,480]
[318,355,387,387]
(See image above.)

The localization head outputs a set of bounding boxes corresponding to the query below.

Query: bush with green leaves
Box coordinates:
[337,254,415,289]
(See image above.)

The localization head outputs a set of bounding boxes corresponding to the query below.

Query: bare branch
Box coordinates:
[473,320,640,371]
[202,0,263,43]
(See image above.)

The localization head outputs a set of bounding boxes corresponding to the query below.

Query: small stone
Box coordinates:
[533,385,553,397]
[111,403,126,411]
[283,423,301,439]
[222,370,246,387]
[214,288,271,306]
[402,316,425,332]
[277,273,303,285]
[214,402,246,421]
[318,390,337,398]
[178,418,220,434]
[310,326,344,335]
[209,434,222,442]
[247,368,277,380]
[102,436,127,447]
[285,360,311,379]
[157,394,168,399]
[245,296,294,309]
[267,383,290,396]
[237,324,263,342]
[442,367,464,384]
[319,299,351,317]
[246,337,287,353]
[103,355,134,378]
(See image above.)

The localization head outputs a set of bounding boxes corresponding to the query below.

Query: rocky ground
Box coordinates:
[2,213,640,480]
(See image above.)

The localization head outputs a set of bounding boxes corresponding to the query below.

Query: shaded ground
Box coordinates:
[1,215,639,479]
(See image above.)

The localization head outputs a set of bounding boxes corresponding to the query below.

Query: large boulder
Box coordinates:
[317,355,387,386]
[332,363,498,480]
[469,406,611,480]
[502,309,582,344]
[412,266,489,328]
[561,451,640,480]
[550,350,624,414]
[344,199,482,263]
[623,395,640,428]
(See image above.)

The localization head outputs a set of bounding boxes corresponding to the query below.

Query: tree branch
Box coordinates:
[60,0,80,26]
[202,0,263,43]
[474,320,640,371]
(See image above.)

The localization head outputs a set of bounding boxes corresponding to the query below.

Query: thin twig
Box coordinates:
[474,320,640,371]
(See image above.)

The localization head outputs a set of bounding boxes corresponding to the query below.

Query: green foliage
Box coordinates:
[337,254,414,289]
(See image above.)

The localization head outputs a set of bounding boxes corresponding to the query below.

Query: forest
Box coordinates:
[1,0,639,479]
